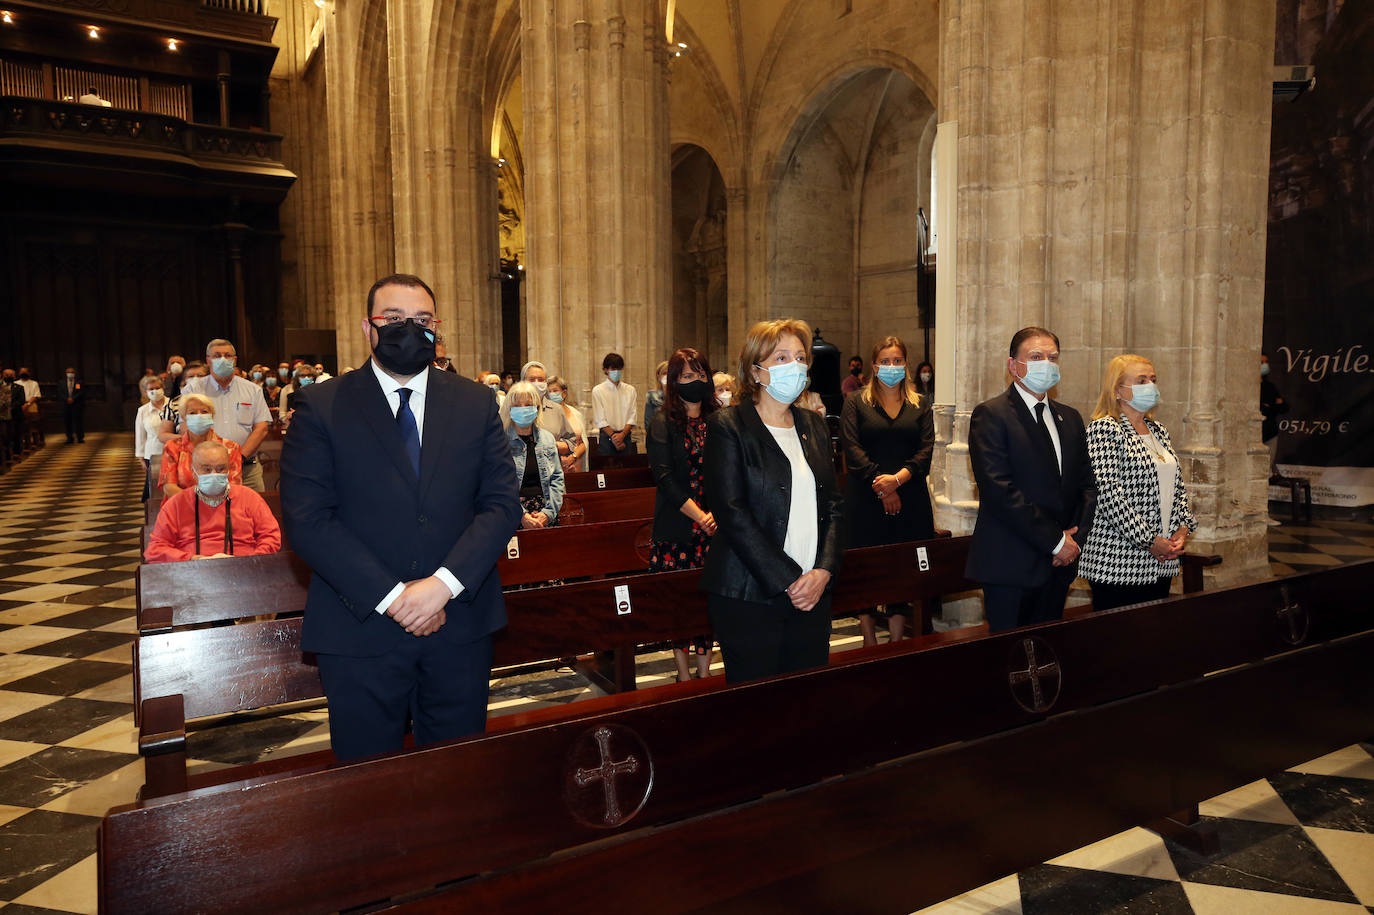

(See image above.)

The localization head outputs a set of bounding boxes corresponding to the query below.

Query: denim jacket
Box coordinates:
[506,424,565,523]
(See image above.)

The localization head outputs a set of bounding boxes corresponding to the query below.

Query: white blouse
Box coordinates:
[764,422,818,574]
[1139,429,1178,532]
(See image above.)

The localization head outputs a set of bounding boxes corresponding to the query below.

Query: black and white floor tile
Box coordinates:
[0,433,1369,914]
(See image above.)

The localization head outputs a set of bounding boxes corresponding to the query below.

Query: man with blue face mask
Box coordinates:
[145,441,281,562]
[966,326,1096,632]
[162,338,272,492]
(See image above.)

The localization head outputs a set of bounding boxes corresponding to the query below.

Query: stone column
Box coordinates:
[521,0,673,403]
[937,0,1275,594]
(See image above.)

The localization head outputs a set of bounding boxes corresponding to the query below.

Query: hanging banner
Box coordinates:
[1263,3,1374,506]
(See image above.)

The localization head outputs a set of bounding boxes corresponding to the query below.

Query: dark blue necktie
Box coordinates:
[396,387,420,479]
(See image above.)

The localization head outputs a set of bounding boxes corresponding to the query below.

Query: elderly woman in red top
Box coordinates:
[145,441,281,562]
[158,392,242,497]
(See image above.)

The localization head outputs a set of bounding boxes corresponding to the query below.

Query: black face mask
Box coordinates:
[849,366,862,376]
[677,379,712,404]
[371,319,435,376]
[18,372,29,379]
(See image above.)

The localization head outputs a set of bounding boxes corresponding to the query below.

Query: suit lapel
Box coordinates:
[355,366,420,487]
[418,369,451,503]
[1006,387,1060,478]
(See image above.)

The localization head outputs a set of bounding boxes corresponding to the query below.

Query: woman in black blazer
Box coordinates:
[647,347,719,681]
[702,319,846,683]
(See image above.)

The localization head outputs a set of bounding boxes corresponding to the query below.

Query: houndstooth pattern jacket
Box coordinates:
[1078,414,1197,585]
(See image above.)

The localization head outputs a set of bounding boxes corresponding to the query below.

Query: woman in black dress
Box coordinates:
[839,335,935,645]
[647,347,719,680]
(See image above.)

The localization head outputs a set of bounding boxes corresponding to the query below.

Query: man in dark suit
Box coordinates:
[966,326,1096,632]
[62,366,85,444]
[280,274,521,761]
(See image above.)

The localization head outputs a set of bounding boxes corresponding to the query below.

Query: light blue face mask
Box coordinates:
[756,360,808,405]
[186,414,215,436]
[546,391,564,404]
[196,472,229,498]
[1017,359,1061,394]
[298,377,313,386]
[252,371,263,381]
[211,356,235,379]
[875,364,907,388]
[510,405,539,427]
[607,370,623,383]
[1260,362,1270,377]
[1122,382,1159,413]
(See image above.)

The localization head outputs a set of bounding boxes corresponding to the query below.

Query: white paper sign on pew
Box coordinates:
[597,473,607,489]
[614,584,632,615]
[507,536,520,560]
[916,546,929,572]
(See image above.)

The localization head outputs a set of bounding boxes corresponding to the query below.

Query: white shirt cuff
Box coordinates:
[374,582,405,615]
[1051,533,1066,556]
[433,567,464,599]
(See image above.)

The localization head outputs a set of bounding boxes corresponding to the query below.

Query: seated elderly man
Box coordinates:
[145,441,281,562]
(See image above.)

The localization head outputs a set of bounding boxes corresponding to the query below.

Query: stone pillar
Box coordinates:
[937,0,1275,595]
[522,0,673,403]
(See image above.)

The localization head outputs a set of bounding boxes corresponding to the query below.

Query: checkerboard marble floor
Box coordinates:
[0,433,1370,914]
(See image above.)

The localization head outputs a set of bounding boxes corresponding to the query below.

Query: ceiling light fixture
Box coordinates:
[167,38,178,51]
[672,41,690,58]
[87,25,99,39]
[1,11,13,25]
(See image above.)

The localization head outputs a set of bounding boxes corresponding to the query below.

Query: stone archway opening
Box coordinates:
[670,143,729,373]
[769,66,936,369]
[494,72,526,379]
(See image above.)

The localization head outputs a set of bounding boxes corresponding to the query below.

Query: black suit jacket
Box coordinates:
[280,364,522,656]
[63,378,85,407]
[965,385,1096,588]
[701,400,845,601]
[647,408,704,545]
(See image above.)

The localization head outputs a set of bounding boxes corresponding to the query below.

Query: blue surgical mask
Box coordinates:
[279,367,290,378]
[510,405,539,427]
[875,365,906,388]
[547,391,564,404]
[1018,359,1060,394]
[607,370,623,383]
[252,371,263,381]
[1123,382,1159,413]
[186,414,215,436]
[756,360,808,405]
[1260,363,1270,377]
[211,356,235,379]
[298,377,313,386]
[196,472,229,499]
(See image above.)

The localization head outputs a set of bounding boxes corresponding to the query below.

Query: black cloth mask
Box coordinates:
[677,379,712,404]
[849,366,862,376]
[371,320,435,376]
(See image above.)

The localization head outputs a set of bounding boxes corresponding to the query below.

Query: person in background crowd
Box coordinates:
[16,368,41,449]
[277,361,292,383]
[314,363,332,382]
[61,366,85,444]
[521,361,577,456]
[4,369,25,457]
[702,319,845,683]
[78,86,112,107]
[545,375,588,473]
[841,355,866,397]
[1079,354,1195,610]
[713,372,736,407]
[0,367,14,465]
[592,352,639,455]
[263,372,282,408]
[164,356,187,398]
[250,364,267,386]
[840,336,936,646]
[966,326,1096,633]
[501,381,565,530]
[648,347,720,681]
[644,359,670,431]
[433,337,457,374]
[166,339,270,492]
[285,365,316,414]
[482,373,505,405]
[146,441,281,562]
[135,375,177,501]
[159,392,242,497]
[798,378,827,417]
[501,372,515,393]
[914,361,935,398]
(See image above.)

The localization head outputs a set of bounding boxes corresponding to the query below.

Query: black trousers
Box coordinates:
[315,632,493,762]
[64,404,84,442]
[1089,576,1173,612]
[708,591,832,684]
[982,563,1078,633]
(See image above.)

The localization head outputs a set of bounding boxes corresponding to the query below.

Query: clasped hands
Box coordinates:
[871,473,903,516]
[521,511,551,530]
[1149,526,1189,562]
[1051,526,1080,567]
[787,568,831,611]
[386,575,450,637]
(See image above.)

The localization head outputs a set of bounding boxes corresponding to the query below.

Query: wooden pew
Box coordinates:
[564,466,653,492]
[100,561,1374,915]
[588,451,650,471]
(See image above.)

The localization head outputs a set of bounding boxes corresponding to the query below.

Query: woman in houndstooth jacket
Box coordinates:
[1078,354,1197,611]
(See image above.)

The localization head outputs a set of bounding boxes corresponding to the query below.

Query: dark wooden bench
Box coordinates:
[588,451,650,471]
[564,466,653,492]
[100,560,1374,914]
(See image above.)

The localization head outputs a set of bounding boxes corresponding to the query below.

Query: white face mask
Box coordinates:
[149,388,165,402]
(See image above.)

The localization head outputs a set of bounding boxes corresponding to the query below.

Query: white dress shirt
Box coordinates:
[1013,381,1068,555]
[184,373,271,448]
[366,359,464,613]
[592,379,639,432]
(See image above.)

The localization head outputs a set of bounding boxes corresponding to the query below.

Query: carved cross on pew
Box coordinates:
[1276,584,1308,646]
[1008,637,1062,713]
[574,726,641,826]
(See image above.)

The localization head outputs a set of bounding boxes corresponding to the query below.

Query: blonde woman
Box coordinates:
[702,319,845,683]
[839,335,935,645]
[544,375,588,473]
[501,381,565,529]
[1078,354,1196,610]
[158,392,242,497]
[713,372,736,407]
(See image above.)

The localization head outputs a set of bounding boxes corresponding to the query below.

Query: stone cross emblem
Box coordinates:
[1007,636,1062,713]
[564,724,654,829]
[1275,583,1308,646]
